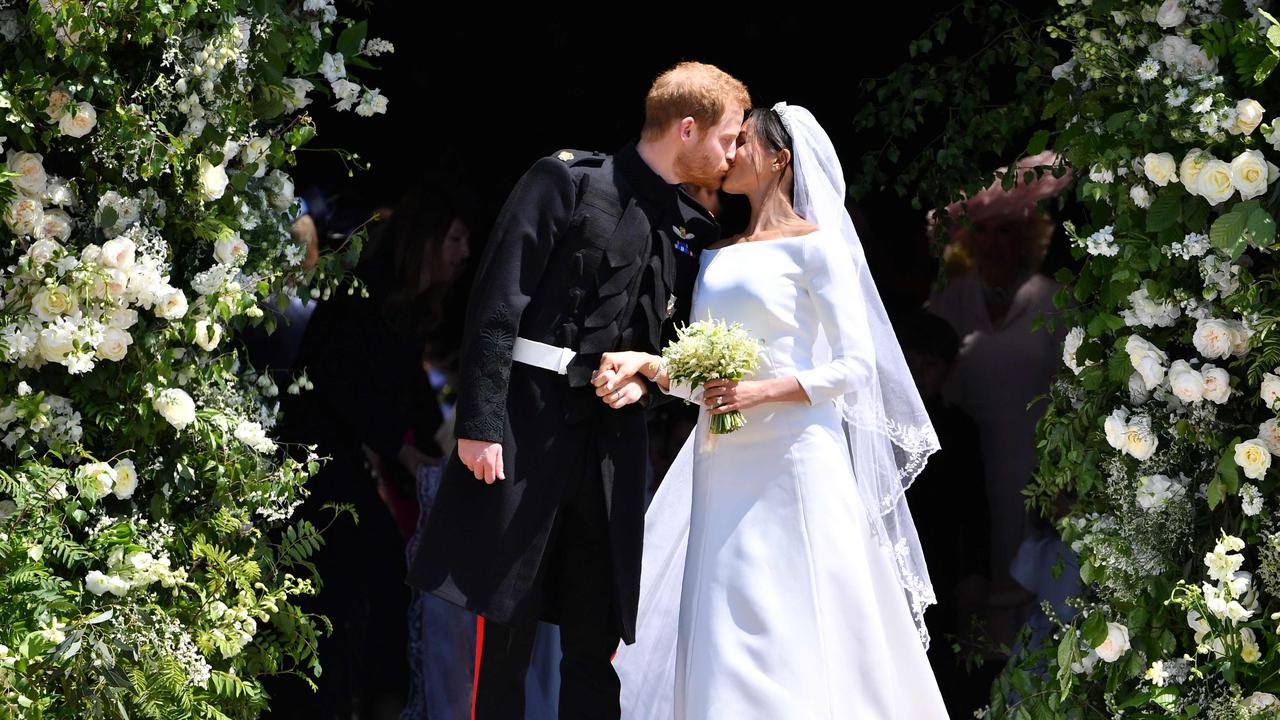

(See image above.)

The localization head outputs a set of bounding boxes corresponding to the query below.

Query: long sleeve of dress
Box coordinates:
[453,157,576,443]
[792,233,876,407]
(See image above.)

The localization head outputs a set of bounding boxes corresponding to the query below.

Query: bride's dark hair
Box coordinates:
[746,106,794,166]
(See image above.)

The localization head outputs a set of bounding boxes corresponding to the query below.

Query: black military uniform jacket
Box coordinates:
[407,141,718,644]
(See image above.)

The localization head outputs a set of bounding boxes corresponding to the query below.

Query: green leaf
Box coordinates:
[1145,190,1181,232]
[1248,207,1276,248]
[1026,129,1050,157]
[336,20,368,58]
[1082,611,1108,648]
[1208,477,1225,509]
[1211,208,1250,261]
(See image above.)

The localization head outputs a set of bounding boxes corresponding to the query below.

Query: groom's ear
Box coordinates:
[678,116,698,141]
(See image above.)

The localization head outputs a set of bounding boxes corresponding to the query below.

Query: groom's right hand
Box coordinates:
[458,438,505,484]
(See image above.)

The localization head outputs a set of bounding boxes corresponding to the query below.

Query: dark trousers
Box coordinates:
[472,439,621,720]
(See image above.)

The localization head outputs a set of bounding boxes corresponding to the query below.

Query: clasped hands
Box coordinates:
[592,351,760,416]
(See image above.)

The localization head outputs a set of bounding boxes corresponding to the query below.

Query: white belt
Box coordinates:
[512,337,576,375]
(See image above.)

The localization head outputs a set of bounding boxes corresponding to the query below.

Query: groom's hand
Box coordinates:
[593,371,649,409]
[457,438,505,484]
[597,351,659,383]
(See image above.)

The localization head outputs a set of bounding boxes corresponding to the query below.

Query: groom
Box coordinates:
[406,62,749,719]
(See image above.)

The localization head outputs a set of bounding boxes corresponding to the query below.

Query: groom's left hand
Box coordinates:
[594,370,649,409]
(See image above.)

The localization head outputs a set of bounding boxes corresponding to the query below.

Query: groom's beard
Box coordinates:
[674,148,726,191]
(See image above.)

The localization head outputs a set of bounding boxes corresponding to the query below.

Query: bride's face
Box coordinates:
[721,116,785,196]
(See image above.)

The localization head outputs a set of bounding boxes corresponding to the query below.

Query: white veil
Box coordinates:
[614,102,941,719]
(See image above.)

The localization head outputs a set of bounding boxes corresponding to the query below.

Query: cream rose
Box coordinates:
[1143,152,1179,186]
[5,196,44,237]
[198,157,230,201]
[1095,622,1131,662]
[1124,419,1159,461]
[152,388,196,430]
[95,327,132,362]
[112,458,138,499]
[1233,99,1266,136]
[1168,360,1205,402]
[58,102,96,138]
[1194,319,1235,359]
[194,319,222,351]
[1200,364,1231,404]
[1260,418,1280,455]
[1231,149,1269,200]
[1156,0,1186,27]
[30,284,75,322]
[77,462,117,501]
[27,238,62,266]
[1235,438,1272,480]
[1263,371,1280,410]
[154,287,188,320]
[214,234,249,265]
[99,237,136,270]
[36,209,72,242]
[1196,158,1235,205]
[9,151,47,197]
[45,88,70,119]
[1181,149,1211,194]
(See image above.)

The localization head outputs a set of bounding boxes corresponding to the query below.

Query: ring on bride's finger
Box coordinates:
[716,397,724,407]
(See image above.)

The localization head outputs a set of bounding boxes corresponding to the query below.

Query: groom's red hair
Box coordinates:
[641,62,751,141]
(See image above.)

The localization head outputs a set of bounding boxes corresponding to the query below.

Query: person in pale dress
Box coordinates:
[595,103,950,719]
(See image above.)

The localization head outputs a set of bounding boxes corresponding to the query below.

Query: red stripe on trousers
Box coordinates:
[471,615,485,720]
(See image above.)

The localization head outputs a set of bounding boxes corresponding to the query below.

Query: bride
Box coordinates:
[595,102,950,719]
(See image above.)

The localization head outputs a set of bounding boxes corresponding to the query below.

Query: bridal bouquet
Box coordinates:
[662,315,763,434]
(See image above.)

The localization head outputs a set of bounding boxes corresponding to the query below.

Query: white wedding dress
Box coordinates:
[614,230,949,719]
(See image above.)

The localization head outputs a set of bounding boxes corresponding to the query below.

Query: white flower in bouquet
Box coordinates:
[214,233,249,265]
[1088,165,1115,184]
[1123,415,1159,461]
[8,151,48,197]
[95,191,140,238]
[1142,152,1179,186]
[199,157,230,202]
[662,315,764,434]
[58,102,96,138]
[1094,622,1131,662]
[154,287,188,320]
[112,458,138,499]
[194,319,222,351]
[6,196,44,237]
[1129,185,1152,208]
[31,285,76,322]
[1181,149,1211,193]
[77,461,117,501]
[356,88,388,117]
[1105,407,1131,449]
[1156,0,1186,27]
[100,237,136,271]
[1125,335,1168,390]
[1070,648,1099,675]
[42,175,75,207]
[320,52,346,83]
[1085,225,1119,256]
[1196,158,1235,205]
[282,78,314,112]
[1200,364,1231,404]
[1231,149,1270,200]
[1235,438,1271,480]
[44,87,70,120]
[36,209,72,242]
[84,570,130,597]
[1128,371,1153,405]
[1194,319,1236,359]
[1136,473,1185,511]
[96,327,132,362]
[1243,693,1280,712]
[265,169,294,212]
[1122,287,1180,328]
[332,79,361,111]
[1240,483,1263,516]
[1145,660,1171,687]
[1231,99,1266,136]
[153,387,196,430]
[1168,360,1205,402]
[240,136,271,177]
[1259,418,1280,455]
[107,307,137,330]
[1063,326,1094,374]
[1263,371,1280,410]
[27,237,62,266]
[234,419,275,454]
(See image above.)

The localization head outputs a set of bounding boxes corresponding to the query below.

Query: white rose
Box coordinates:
[112,458,138,499]
[58,102,96,138]
[1233,99,1266,136]
[1168,360,1205,402]
[1263,372,1280,410]
[1105,409,1130,450]
[1231,149,1270,200]
[1094,622,1131,662]
[77,461,117,500]
[1260,418,1280,455]
[1200,365,1231,404]
[152,388,196,430]
[1244,693,1280,711]
[1181,149,1211,195]
[5,196,44,237]
[1143,152,1178,186]
[45,88,70,119]
[27,238,62,266]
[194,319,222,351]
[99,237,136,270]
[234,419,275,454]
[96,327,132,362]
[85,570,114,596]
[1194,319,1235,359]
[30,285,75,322]
[36,209,72,242]
[198,157,230,202]
[1124,418,1159,461]
[1196,158,1235,205]
[155,287,188,320]
[1129,371,1152,405]
[1063,326,1093,374]
[1130,185,1152,208]
[1156,0,1186,27]
[214,234,249,265]
[107,308,137,330]
[1228,321,1252,356]
[1235,438,1272,480]
[8,151,47,197]
[267,169,295,212]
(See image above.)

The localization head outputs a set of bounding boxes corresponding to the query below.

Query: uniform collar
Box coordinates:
[615,140,680,205]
